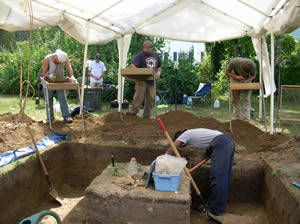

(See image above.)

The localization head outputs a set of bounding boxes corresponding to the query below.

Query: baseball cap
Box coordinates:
[95,53,101,59]
[143,40,153,50]
[55,49,67,63]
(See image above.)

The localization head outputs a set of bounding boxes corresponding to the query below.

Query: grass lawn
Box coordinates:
[1,93,300,136]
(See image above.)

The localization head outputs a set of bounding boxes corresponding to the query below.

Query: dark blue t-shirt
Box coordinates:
[132,51,161,85]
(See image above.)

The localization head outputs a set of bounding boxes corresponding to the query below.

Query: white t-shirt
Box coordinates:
[176,128,223,150]
[89,60,107,84]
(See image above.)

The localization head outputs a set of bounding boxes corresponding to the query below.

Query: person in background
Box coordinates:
[88,53,106,87]
[166,128,235,218]
[42,49,75,123]
[126,40,162,119]
[225,57,257,121]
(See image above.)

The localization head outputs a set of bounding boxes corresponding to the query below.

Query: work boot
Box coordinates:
[64,117,73,123]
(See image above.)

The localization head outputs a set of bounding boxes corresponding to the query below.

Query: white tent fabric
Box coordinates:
[264,0,300,34]
[1,0,300,133]
[1,0,298,43]
[252,37,275,97]
[117,34,132,111]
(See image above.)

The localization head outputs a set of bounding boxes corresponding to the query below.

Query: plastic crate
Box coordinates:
[152,171,183,192]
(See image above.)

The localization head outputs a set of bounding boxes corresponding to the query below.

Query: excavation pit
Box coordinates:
[0,142,299,224]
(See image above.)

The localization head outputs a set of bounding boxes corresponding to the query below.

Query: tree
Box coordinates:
[0,29,15,51]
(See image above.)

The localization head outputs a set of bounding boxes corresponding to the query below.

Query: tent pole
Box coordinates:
[259,37,263,120]
[80,22,90,129]
[118,38,124,112]
[270,33,275,134]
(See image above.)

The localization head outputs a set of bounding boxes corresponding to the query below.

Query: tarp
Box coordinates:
[0,0,299,44]
[0,133,70,167]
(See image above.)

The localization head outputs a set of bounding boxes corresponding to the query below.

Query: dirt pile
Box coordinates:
[0,110,297,154]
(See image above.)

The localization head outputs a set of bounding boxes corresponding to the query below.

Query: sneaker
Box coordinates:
[64,117,72,123]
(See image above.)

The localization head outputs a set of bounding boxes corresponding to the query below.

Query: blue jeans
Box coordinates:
[208,134,235,214]
[44,88,71,121]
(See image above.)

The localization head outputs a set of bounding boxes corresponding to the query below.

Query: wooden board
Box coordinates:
[280,117,300,122]
[121,68,154,81]
[229,82,262,90]
[281,85,300,90]
[41,77,79,90]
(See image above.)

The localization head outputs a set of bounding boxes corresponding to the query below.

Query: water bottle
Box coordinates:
[214,99,220,108]
[128,157,138,177]
[182,94,187,104]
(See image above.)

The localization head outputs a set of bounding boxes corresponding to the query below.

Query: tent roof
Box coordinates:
[0,0,300,44]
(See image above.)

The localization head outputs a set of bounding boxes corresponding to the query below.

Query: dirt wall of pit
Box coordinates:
[0,142,283,224]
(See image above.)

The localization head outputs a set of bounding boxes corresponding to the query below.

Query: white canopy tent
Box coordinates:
[1,0,300,133]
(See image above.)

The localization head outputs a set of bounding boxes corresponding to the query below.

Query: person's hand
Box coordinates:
[156,71,161,79]
[235,75,245,81]
[70,75,77,82]
[242,78,252,83]
[49,73,56,80]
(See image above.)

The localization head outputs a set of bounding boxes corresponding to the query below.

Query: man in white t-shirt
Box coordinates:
[88,53,107,87]
[166,128,235,219]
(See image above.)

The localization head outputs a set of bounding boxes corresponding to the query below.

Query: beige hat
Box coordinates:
[55,49,67,63]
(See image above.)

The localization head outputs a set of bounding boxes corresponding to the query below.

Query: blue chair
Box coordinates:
[19,210,61,224]
[189,83,212,106]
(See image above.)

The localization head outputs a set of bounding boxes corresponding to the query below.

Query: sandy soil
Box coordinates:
[2,110,300,224]
[0,110,296,154]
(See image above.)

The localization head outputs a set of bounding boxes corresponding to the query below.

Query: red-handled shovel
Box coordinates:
[156,118,222,224]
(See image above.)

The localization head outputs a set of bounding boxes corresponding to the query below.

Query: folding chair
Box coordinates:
[189,83,212,106]
[156,90,168,106]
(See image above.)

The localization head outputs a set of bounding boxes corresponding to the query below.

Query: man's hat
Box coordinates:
[143,40,153,50]
[95,53,101,59]
[55,49,67,63]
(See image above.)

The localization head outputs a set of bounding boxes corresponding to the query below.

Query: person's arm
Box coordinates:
[42,58,50,78]
[225,70,245,81]
[242,73,256,83]
[65,58,74,77]
[165,140,184,155]
[156,66,162,78]
[100,71,105,79]
[131,64,137,69]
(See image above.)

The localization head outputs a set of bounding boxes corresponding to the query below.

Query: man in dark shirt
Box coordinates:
[126,40,162,119]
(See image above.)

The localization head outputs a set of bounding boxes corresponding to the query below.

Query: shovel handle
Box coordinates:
[156,118,201,196]
[157,118,166,133]
[189,157,210,173]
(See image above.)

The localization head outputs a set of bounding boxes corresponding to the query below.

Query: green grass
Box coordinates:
[1,93,300,136]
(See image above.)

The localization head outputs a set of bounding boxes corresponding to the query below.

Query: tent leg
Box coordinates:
[154,71,157,119]
[228,85,232,133]
[44,85,52,130]
[78,86,84,129]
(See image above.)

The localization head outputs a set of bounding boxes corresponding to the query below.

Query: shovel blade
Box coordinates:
[49,188,64,206]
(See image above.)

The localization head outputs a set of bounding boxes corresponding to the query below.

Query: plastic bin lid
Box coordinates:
[145,160,156,188]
